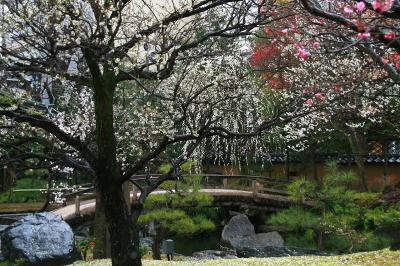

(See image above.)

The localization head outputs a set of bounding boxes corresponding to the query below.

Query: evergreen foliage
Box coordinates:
[267,161,394,253]
[138,162,216,259]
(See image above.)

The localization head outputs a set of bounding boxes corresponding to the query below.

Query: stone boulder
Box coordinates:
[221,214,255,247]
[236,246,331,258]
[0,212,76,265]
[235,232,284,249]
[0,225,7,233]
[192,250,237,260]
[221,214,284,250]
[0,225,7,261]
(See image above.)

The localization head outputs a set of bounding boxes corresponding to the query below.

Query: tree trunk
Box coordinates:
[311,147,319,184]
[85,55,140,266]
[382,140,389,190]
[93,192,110,259]
[97,179,138,266]
[349,129,368,191]
[0,166,14,193]
[131,206,144,265]
[152,230,162,260]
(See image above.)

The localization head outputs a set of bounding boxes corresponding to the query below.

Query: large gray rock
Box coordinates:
[221,214,255,247]
[0,225,7,233]
[235,232,284,249]
[0,212,76,265]
[0,225,6,261]
[221,214,284,250]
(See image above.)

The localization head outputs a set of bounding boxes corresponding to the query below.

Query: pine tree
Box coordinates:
[138,162,215,259]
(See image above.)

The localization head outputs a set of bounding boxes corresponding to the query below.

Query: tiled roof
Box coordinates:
[268,153,400,164]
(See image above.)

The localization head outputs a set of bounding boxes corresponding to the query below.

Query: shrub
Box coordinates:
[267,161,391,253]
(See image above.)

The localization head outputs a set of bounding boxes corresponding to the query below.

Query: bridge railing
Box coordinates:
[62,174,291,200]
[197,174,290,196]
[2,174,292,217]
[131,174,290,198]
[11,183,94,195]
[21,174,290,216]
[65,174,290,217]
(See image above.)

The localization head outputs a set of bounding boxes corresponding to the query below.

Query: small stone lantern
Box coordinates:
[162,239,174,261]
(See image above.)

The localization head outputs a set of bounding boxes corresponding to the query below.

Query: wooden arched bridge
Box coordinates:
[50,174,305,222]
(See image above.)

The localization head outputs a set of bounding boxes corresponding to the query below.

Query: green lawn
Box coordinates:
[0,178,47,203]
[69,249,400,266]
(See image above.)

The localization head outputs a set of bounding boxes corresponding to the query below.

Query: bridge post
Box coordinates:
[75,195,80,217]
[252,180,260,197]
[131,184,139,202]
[223,178,228,188]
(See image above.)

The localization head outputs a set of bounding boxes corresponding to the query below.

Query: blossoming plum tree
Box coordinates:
[298,0,400,80]
[251,1,400,189]
[0,1,312,265]
[3,1,397,264]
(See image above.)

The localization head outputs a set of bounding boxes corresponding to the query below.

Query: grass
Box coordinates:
[0,178,47,203]
[0,259,28,266]
[67,249,400,266]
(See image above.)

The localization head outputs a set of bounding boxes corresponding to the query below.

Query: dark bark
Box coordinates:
[39,172,56,212]
[300,0,400,52]
[382,140,389,189]
[131,204,144,265]
[97,178,136,266]
[317,230,323,249]
[0,166,14,193]
[0,109,94,165]
[350,129,369,191]
[93,192,110,259]
[152,230,163,260]
[85,50,139,265]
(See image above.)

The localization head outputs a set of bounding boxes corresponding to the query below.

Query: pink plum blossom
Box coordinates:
[260,6,268,13]
[384,32,396,40]
[315,92,325,101]
[297,48,311,59]
[344,6,354,13]
[335,85,342,92]
[372,1,382,10]
[382,0,395,11]
[305,98,314,107]
[312,42,320,48]
[372,0,395,12]
[357,32,371,38]
[281,28,289,33]
[263,27,272,34]
[355,1,366,12]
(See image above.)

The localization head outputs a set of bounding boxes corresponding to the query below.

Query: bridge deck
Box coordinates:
[53,188,299,222]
